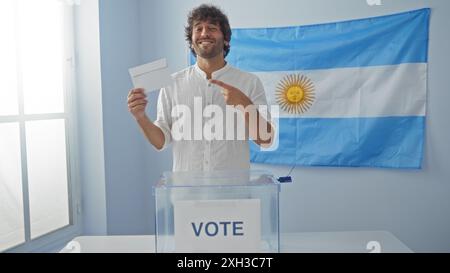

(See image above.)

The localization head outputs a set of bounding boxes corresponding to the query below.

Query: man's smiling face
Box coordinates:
[191,20,225,59]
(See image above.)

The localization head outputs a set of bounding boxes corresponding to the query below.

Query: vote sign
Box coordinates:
[174,199,261,252]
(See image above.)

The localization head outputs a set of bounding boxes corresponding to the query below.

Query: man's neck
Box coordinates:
[196,55,226,79]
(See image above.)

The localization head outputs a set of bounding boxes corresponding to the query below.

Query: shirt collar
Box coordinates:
[194,61,231,80]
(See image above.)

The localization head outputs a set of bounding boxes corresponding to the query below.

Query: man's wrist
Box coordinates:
[135,114,150,123]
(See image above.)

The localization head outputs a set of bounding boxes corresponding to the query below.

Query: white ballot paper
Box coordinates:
[129,58,172,94]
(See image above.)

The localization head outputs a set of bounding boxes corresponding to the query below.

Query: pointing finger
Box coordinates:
[209,79,236,91]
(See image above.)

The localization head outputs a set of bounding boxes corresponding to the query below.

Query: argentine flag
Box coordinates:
[227,8,430,169]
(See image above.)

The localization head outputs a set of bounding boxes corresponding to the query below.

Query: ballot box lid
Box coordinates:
[154,170,278,188]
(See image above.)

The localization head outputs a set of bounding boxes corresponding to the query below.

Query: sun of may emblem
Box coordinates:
[275,74,315,114]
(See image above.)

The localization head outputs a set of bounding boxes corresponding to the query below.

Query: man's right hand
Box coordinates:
[127,88,148,120]
[127,88,165,150]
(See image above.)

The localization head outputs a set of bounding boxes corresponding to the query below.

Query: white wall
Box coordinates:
[98,0,156,235]
[74,0,107,235]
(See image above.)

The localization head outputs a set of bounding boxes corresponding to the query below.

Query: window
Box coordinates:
[0,0,80,252]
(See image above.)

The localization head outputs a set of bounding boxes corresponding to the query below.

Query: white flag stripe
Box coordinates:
[254,63,427,118]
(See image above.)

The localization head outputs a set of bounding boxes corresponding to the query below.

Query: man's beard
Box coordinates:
[193,39,224,59]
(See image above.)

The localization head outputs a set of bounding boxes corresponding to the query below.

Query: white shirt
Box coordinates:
[154,63,268,172]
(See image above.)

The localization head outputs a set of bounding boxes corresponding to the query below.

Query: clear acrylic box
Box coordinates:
[153,170,280,253]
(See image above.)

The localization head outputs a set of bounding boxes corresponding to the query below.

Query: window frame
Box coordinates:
[1,2,82,253]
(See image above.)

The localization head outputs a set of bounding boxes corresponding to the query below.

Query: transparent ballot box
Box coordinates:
[153,170,280,253]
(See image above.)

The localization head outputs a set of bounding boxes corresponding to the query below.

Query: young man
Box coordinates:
[127,4,273,172]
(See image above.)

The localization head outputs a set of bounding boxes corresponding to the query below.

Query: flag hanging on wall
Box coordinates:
[226,8,430,169]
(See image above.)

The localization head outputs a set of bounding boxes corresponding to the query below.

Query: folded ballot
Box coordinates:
[129,58,172,94]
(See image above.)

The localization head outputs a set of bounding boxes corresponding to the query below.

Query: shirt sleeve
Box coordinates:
[249,76,271,121]
[153,87,172,150]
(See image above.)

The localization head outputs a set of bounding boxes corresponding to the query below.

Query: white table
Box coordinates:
[59,231,412,253]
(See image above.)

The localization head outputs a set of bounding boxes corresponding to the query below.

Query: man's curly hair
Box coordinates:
[185,4,232,58]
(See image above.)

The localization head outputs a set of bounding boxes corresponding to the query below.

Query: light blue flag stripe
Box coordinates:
[250,116,425,169]
[227,8,430,72]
